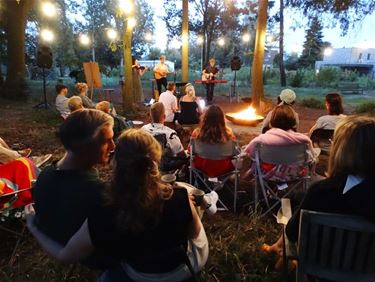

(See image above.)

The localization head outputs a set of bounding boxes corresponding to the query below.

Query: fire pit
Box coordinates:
[225,106,264,126]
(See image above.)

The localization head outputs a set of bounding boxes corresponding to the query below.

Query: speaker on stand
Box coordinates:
[230,56,241,103]
[34,45,53,109]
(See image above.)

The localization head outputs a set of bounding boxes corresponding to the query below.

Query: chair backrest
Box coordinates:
[190,138,239,160]
[297,210,375,282]
[256,143,308,165]
[310,129,334,144]
[180,101,198,115]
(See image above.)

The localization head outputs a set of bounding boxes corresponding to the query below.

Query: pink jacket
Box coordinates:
[245,128,317,162]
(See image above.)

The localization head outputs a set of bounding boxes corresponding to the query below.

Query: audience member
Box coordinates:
[309,92,346,134]
[190,104,237,177]
[261,89,299,133]
[96,101,132,139]
[245,105,318,181]
[55,84,70,119]
[68,96,84,112]
[262,116,375,266]
[32,109,115,267]
[26,129,208,280]
[76,82,96,109]
[177,83,201,125]
[159,82,178,123]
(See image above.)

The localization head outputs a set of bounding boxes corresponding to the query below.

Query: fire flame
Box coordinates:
[231,106,263,121]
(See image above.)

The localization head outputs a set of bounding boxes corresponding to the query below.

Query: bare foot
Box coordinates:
[261,243,282,255]
[18,148,32,157]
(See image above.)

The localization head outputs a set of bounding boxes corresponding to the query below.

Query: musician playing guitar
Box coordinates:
[153,55,175,98]
[202,58,219,103]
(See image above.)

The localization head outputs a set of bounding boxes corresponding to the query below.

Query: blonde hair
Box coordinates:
[68,96,83,112]
[110,129,173,232]
[96,101,110,113]
[75,82,88,95]
[185,84,196,99]
[328,115,375,177]
[59,109,113,153]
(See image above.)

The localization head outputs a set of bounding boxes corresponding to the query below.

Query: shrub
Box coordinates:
[290,70,304,87]
[301,97,325,109]
[355,102,375,114]
[316,67,342,87]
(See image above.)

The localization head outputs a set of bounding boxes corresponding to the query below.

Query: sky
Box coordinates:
[148,0,375,53]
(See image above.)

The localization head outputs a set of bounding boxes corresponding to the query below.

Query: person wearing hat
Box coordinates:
[261,89,299,133]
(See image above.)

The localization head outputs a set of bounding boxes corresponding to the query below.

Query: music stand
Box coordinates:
[33,67,53,109]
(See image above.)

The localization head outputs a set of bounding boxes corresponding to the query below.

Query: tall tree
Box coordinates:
[0,0,36,99]
[298,17,324,68]
[278,0,286,86]
[251,0,268,109]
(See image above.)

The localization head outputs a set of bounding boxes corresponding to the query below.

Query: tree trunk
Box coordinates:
[181,0,189,82]
[2,0,35,99]
[279,0,287,86]
[251,0,268,109]
[122,21,135,114]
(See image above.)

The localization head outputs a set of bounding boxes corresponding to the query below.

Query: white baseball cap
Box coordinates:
[279,89,296,105]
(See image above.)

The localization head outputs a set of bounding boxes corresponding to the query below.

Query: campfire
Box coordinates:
[226,106,264,126]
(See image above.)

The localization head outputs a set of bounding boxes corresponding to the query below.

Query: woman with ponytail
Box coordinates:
[25,129,208,281]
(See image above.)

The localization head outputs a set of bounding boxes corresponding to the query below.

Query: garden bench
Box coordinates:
[337,82,363,95]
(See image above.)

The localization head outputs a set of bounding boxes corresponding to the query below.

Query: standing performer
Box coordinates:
[132,57,148,103]
[202,58,219,103]
[153,55,173,99]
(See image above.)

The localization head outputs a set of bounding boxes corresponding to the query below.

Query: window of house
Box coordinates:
[367,53,371,60]
[358,53,362,60]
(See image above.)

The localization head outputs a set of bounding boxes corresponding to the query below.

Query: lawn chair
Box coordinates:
[0,186,34,265]
[189,138,240,212]
[310,129,334,156]
[253,143,311,217]
[296,210,375,282]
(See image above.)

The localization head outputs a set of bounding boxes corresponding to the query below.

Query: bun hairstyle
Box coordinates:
[75,82,88,94]
[110,129,173,232]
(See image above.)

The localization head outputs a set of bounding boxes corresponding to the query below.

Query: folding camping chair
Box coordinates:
[0,187,33,265]
[189,138,241,212]
[253,143,311,216]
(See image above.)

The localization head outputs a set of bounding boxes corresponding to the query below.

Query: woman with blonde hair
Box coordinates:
[190,104,237,177]
[177,83,202,125]
[75,82,96,109]
[262,115,375,266]
[26,129,208,281]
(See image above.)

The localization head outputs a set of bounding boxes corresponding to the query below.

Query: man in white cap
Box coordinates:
[261,89,299,133]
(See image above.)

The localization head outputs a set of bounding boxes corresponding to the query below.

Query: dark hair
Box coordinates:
[326,93,343,115]
[167,82,176,91]
[132,56,137,65]
[197,104,234,144]
[270,105,297,131]
[109,129,172,232]
[55,84,67,94]
[59,109,113,153]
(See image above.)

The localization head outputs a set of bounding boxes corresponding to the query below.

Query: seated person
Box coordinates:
[26,129,208,281]
[76,82,96,109]
[261,89,299,133]
[55,84,70,119]
[159,82,178,123]
[68,96,84,112]
[245,105,318,181]
[32,109,115,267]
[96,101,132,140]
[142,102,187,171]
[262,116,375,267]
[177,83,201,125]
[190,104,237,177]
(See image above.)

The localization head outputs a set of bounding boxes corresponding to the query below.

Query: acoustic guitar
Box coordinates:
[154,68,176,80]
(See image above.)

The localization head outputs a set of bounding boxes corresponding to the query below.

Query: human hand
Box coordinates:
[188,193,196,206]
[24,203,36,228]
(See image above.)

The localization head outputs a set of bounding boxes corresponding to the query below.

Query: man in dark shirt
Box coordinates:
[202,58,219,103]
[33,109,115,267]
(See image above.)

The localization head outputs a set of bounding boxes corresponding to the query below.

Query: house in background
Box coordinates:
[315,47,375,76]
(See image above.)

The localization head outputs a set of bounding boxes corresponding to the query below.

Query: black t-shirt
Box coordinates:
[204,65,219,79]
[286,175,375,242]
[88,188,193,273]
[34,163,105,245]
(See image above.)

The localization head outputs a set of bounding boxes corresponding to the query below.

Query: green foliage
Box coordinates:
[355,102,375,114]
[316,67,342,87]
[290,69,304,87]
[301,97,325,109]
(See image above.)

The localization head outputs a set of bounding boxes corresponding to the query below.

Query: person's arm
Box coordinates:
[172,97,178,112]
[0,145,21,164]
[25,204,94,263]
[188,196,202,239]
